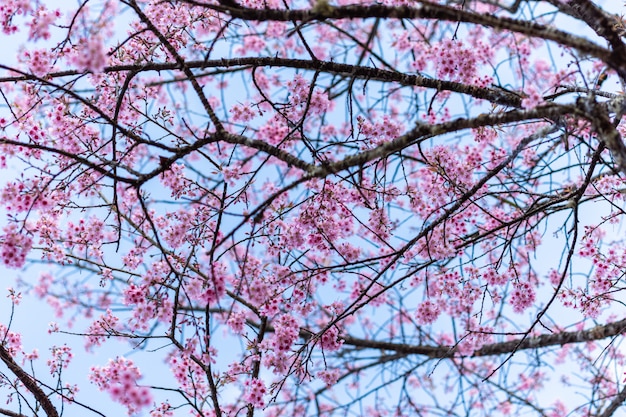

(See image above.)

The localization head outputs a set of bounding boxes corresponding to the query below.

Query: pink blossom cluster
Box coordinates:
[1,176,62,214]
[286,74,331,116]
[407,145,482,229]
[262,350,291,375]
[510,281,536,313]
[150,402,174,417]
[415,300,440,325]
[123,284,161,332]
[183,268,227,305]
[286,180,357,254]
[562,225,626,317]
[2,181,36,213]
[587,175,626,202]
[66,36,108,73]
[357,114,403,147]
[64,216,104,253]
[84,309,121,350]
[317,368,340,387]
[256,114,290,146]
[160,163,196,198]
[169,352,210,398]
[0,324,22,356]
[411,39,488,84]
[411,268,488,321]
[0,0,31,35]
[366,207,392,243]
[245,274,272,306]
[0,223,33,269]
[521,86,544,109]
[319,326,343,352]
[482,267,509,286]
[47,344,73,377]
[243,378,267,408]
[122,245,148,270]
[27,6,61,41]
[238,32,266,53]
[269,314,300,353]
[227,309,248,334]
[229,102,258,123]
[20,48,55,77]
[89,357,153,414]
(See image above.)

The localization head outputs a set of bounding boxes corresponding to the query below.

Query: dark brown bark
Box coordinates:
[0,346,58,417]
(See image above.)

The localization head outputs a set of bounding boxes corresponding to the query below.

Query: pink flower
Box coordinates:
[510,281,535,313]
[243,378,267,408]
[270,314,300,353]
[319,326,343,352]
[68,36,108,73]
[0,224,32,269]
[317,368,340,386]
[89,357,153,414]
[47,344,73,376]
[27,6,61,41]
[415,300,440,325]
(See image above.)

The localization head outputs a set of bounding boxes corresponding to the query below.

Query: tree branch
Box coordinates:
[0,407,27,417]
[309,104,573,177]
[175,1,609,61]
[0,57,523,107]
[0,346,58,417]
[341,317,626,359]
[598,383,626,417]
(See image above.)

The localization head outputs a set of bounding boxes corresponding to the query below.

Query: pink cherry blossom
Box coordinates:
[90,357,153,413]
[243,378,267,408]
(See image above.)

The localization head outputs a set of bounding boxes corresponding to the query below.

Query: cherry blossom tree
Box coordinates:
[1,0,626,416]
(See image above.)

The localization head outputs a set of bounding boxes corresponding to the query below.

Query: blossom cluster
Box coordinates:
[0,223,33,269]
[243,378,267,408]
[89,357,153,414]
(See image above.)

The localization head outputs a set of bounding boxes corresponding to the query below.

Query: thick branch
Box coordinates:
[176,1,609,61]
[0,57,523,107]
[0,346,58,417]
[309,104,573,177]
[576,96,626,176]
[598,383,626,417]
[563,0,625,46]
[0,137,138,185]
[341,317,626,359]
[0,408,27,417]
